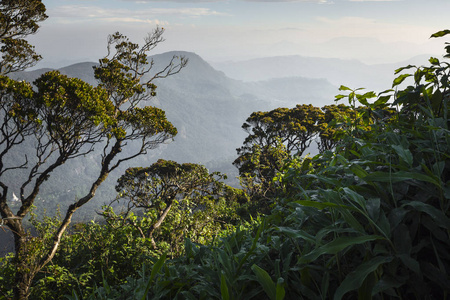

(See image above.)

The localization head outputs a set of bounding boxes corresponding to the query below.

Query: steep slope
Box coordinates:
[4,52,338,220]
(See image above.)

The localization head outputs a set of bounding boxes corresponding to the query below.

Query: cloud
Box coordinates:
[122,0,224,2]
[49,5,224,23]
[348,0,400,2]
[123,0,330,2]
[242,0,330,2]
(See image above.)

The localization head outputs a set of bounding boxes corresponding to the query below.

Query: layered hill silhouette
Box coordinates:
[4,51,342,224]
[211,54,434,92]
[10,51,338,166]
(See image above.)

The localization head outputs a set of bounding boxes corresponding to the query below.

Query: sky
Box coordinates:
[30,0,450,68]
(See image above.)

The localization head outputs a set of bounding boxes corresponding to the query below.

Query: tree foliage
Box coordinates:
[111,159,239,254]
[233,103,368,204]
[0,0,47,74]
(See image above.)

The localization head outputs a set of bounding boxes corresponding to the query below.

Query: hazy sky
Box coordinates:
[30,0,450,68]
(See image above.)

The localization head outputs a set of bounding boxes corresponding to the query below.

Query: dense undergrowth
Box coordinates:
[1,31,450,299]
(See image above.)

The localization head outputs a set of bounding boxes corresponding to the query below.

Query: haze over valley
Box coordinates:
[3,48,436,222]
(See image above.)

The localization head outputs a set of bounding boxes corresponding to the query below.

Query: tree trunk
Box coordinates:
[148,201,173,249]
[11,223,36,300]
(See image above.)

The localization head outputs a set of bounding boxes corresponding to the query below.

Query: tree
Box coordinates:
[111,159,236,254]
[0,6,187,297]
[0,0,47,74]
[236,104,324,158]
[317,104,355,152]
[233,104,324,201]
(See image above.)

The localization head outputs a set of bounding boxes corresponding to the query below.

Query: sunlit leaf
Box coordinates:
[430,29,450,38]
[392,74,412,88]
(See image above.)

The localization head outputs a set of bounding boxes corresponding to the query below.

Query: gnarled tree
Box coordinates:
[111,159,234,254]
[233,104,324,199]
[0,7,187,297]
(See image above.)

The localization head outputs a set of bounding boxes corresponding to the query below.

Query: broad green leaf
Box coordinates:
[431,89,443,112]
[298,235,384,264]
[402,201,450,230]
[335,94,346,101]
[372,274,404,296]
[220,273,230,300]
[392,74,412,88]
[394,65,415,75]
[432,161,445,177]
[429,57,440,65]
[365,198,380,221]
[303,174,340,186]
[342,187,366,211]
[388,208,408,230]
[397,254,421,275]
[374,95,391,106]
[361,91,377,99]
[237,220,264,272]
[421,262,450,291]
[393,224,412,254]
[252,264,276,300]
[276,226,316,244]
[321,271,330,298]
[391,145,413,167]
[293,200,354,211]
[356,96,370,106]
[430,29,450,38]
[339,85,352,91]
[142,252,166,300]
[276,278,286,300]
[338,208,366,234]
[180,291,200,300]
[364,171,439,186]
[377,213,391,239]
[334,256,393,300]
[378,89,394,96]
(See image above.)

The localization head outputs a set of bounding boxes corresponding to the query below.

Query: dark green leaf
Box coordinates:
[349,164,368,179]
[334,256,393,300]
[220,273,230,300]
[276,226,316,244]
[364,171,439,186]
[298,235,384,264]
[252,264,276,300]
[293,200,354,211]
[276,278,286,300]
[143,253,166,300]
[391,145,413,167]
[402,201,450,230]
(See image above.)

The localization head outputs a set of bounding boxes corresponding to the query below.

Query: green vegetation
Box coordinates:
[1,1,449,299]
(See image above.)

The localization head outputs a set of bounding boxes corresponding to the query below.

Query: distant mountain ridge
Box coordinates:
[9,51,338,163]
[5,51,339,218]
[211,54,435,92]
